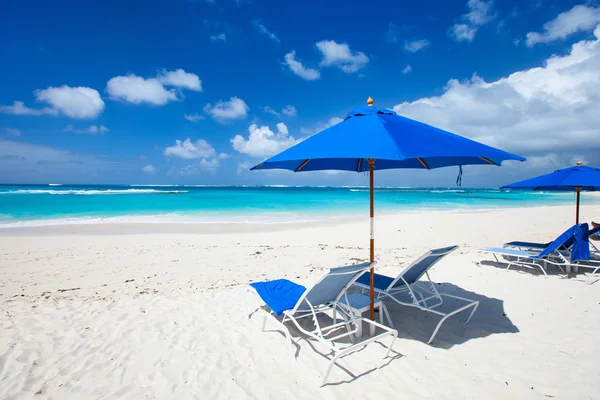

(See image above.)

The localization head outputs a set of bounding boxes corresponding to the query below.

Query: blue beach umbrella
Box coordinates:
[503,162,600,223]
[252,98,525,319]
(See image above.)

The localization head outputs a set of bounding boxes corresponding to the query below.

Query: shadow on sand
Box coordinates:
[374,282,520,349]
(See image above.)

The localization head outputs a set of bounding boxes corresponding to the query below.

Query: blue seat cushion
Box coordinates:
[356,272,401,291]
[250,279,306,316]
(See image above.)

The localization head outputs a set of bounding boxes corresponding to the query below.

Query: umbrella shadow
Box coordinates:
[373,283,519,349]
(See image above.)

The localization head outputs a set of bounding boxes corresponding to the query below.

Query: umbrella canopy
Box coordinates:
[252,98,525,320]
[503,162,600,223]
[252,104,525,172]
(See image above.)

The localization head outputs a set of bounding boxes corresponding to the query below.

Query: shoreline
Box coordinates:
[0,204,583,235]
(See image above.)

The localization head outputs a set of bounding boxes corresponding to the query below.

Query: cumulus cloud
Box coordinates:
[393,26,600,167]
[316,40,369,73]
[264,106,280,116]
[231,122,298,158]
[525,5,600,47]
[142,164,156,174]
[106,69,201,105]
[283,51,320,80]
[1,86,105,119]
[184,113,205,122]
[402,65,413,74]
[204,97,249,122]
[157,69,202,91]
[3,128,21,136]
[107,75,177,105]
[253,20,280,43]
[64,125,109,134]
[403,39,431,53]
[218,152,230,159]
[164,138,216,159]
[210,33,227,42]
[449,0,496,42]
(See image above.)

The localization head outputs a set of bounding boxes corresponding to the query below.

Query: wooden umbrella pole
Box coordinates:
[576,187,581,224]
[369,159,375,321]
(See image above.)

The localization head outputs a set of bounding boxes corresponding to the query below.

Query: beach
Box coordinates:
[1,205,600,399]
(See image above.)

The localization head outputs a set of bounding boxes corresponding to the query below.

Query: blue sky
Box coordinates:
[1,0,599,186]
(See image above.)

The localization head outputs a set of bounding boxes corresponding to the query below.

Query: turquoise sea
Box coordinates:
[0,184,592,227]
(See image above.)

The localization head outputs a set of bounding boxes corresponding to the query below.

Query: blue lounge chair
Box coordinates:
[504,226,600,255]
[245,262,397,386]
[479,224,600,280]
[353,246,479,344]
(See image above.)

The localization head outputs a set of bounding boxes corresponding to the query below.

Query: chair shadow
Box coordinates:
[256,305,404,385]
[479,257,598,281]
[365,283,520,350]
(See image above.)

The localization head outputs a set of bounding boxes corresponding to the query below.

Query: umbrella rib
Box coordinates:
[417,158,429,169]
[253,163,264,170]
[295,159,311,172]
[480,157,498,165]
[357,158,362,172]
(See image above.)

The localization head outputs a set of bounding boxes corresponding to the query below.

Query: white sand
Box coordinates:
[1,205,599,399]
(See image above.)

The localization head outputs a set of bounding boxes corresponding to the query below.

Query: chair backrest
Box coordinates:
[292,262,374,313]
[571,223,590,262]
[388,245,459,290]
[537,224,580,259]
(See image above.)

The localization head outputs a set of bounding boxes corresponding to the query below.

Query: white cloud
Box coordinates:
[3,128,21,136]
[0,140,128,182]
[403,39,431,53]
[450,23,478,42]
[184,113,205,122]
[0,101,57,116]
[264,105,297,117]
[142,164,156,174]
[106,69,201,105]
[210,33,227,42]
[300,117,343,136]
[204,97,249,122]
[386,23,401,43]
[283,51,321,80]
[157,69,202,91]
[252,20,280,43]
[231,122,298,158]
[236,161,252,174]
[281,105,297,117]
[169,158,219,175]
[164,138,216,159]
[32,86,105,119]
[316,40,369,73]
[402,65,413,74]
[64,125,109,134]
[218,152,230,159]
[1,86,104,119]
[525,5,600,47]
[107,75,178,105]
[393,26,600,166]
[449,0,496,42]
[264,106,280,116]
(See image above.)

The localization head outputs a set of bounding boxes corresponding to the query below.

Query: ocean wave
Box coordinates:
[0,189,188,195]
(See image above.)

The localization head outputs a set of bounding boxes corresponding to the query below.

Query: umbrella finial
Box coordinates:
[577,161,583,166]
[367,97,374,106]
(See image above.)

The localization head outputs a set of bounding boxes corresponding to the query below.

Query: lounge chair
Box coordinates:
[479,223,600,280]
[353,246,479,344]
[245,262,398,386]
[504,226,600,255]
